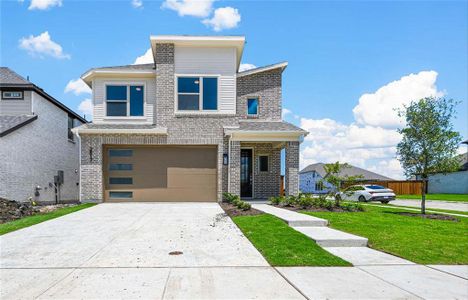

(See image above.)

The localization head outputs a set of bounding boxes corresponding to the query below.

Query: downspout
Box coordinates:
[227,134,231,193]
[75,129,82,203]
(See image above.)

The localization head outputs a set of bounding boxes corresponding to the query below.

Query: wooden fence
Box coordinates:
[344,180,424,195]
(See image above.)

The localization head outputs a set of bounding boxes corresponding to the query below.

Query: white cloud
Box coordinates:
[353,70,442,129]
[134,48,153,64]
[28,0,62,10]
[131,0,143,8]
[78,99,93,119]
[297,70,443,180]
[65,78,91,96]
[202,7,240,31]
[19,31,70,59]
[162,0,214,17]
[282,108,292,118]
[239,63,256,72]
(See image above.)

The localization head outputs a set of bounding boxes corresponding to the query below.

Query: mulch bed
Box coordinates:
[271,204,360,213]
[220,203,264,217]
[391,212,459,221]
[0,197,77,224]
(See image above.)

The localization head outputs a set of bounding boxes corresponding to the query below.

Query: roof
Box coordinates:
[73,123,167,135]
[299,163,394,181]
[237,62,288,77]
[0,115,38,137]
[81,63,156,86]
[0,67,86,123]
[456,152,468,171]
[150,35,245,70]
[462,140,468,145]
[236,120,307,133]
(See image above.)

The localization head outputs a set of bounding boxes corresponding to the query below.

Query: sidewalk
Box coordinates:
[393,199,468,212]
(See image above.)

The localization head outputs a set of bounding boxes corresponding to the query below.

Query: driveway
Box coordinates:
[1,203,304,299]
[392,199,468,212]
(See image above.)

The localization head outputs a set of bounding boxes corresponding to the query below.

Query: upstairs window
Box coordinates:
[67,115,76,141]
[177,76,218,111]
[106,85,144,117]
[2,91,23,100]
[247,98,258,115]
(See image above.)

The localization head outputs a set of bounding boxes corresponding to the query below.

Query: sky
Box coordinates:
[1,0,467,179]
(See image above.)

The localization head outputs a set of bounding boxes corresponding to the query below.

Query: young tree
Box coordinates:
[397,97,461,214]
[321,162,363,206]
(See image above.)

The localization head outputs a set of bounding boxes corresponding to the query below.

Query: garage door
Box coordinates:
[103,146,217,202]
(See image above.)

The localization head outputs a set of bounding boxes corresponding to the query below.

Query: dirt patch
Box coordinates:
[0,197,78,223]
[220,203,264,217]
[390,211,459,221]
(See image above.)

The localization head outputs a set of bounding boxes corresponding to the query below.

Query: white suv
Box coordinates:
[336,184,396,204]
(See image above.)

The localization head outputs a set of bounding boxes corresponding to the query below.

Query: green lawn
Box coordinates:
[0,203,97,235]
[232,214,350,266]
[397,194,468,202]
[303,206,468,264]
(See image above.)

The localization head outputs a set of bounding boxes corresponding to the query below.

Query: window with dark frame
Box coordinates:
[259,155,269,172]
[247,98,258,115]
[67,115,75,141]
[106,85,144,117]
[2,91,23,100]
[177,76,218,111]
[109,191,133,198]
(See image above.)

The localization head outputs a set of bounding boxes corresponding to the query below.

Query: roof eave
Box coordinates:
[237,62,288,77]
[81,69,157,86]
[73,127,168,135]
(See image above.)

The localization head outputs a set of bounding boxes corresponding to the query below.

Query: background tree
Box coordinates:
[397,97,461,214]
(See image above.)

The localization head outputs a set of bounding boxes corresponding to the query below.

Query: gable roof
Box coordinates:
[0,67,86,123]
[300,163,394,181]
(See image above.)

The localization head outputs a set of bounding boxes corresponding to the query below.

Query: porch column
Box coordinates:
[285,141,300,196]
[229,140,241,196]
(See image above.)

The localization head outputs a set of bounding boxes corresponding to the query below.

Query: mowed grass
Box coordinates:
[0,203,97,235]
[397,194,468,202]
[303,206,468,264]
[232,214,350,266]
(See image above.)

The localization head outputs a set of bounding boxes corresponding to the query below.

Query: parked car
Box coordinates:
[335,185,396,204]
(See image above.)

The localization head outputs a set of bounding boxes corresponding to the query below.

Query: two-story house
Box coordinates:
[0,67,86,203]
[74,35,307,202]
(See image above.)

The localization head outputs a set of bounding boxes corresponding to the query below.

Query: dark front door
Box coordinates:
[241,149,253,198]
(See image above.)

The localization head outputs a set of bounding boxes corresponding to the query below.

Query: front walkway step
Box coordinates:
[293,227,368,247]
[323,247,414,266]
[252,204,328,227]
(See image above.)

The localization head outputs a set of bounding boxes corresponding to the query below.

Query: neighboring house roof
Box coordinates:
[299,162,394,181]
[0,67,87,123]
[73,123,167,135]
[462,140,468,145]
[456,152,468,171]
[237,62,288,78]
[0,115,38,137]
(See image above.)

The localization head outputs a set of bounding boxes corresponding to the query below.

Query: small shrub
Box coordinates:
[223,192,239,203]
[281,195,297,207]
[239,201,251,211]
[232,198,242,207]
[269,196,282,205]
[297,195,314,208]
[340,202,364,212]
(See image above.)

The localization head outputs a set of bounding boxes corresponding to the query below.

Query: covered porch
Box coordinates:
[224,121,307,200]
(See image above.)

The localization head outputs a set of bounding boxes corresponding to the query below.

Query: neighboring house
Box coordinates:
[74,35,308,203]
[423,140,468,194]
[0,67,86,203]
[299,163,393,194]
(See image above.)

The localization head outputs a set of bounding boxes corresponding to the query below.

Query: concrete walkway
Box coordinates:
[393,199,468,212]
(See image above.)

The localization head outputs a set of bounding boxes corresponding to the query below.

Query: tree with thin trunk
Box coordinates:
[396,97,461,214]
[321,162,363,207]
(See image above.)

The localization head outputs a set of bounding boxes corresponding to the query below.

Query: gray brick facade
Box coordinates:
[285,141,300,196]
[78,41,305,202]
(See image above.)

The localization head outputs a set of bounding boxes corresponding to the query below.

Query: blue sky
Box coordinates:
[2,0,467,178]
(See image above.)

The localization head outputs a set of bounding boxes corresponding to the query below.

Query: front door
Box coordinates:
[241,149,253,198]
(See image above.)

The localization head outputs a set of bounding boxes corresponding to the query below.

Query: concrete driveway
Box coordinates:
[392,199,468,212]
[1,203,304,299]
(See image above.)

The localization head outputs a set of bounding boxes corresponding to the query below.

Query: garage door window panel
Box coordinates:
[109,191,133,198]
[109,149,133,157]
[110,163,133,171]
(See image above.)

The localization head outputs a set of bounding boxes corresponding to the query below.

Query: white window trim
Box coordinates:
[247,97,259,116]
[104,82,146,117]
[174,74,220,113]
[2,91,24,100]
[258,154,269,172]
